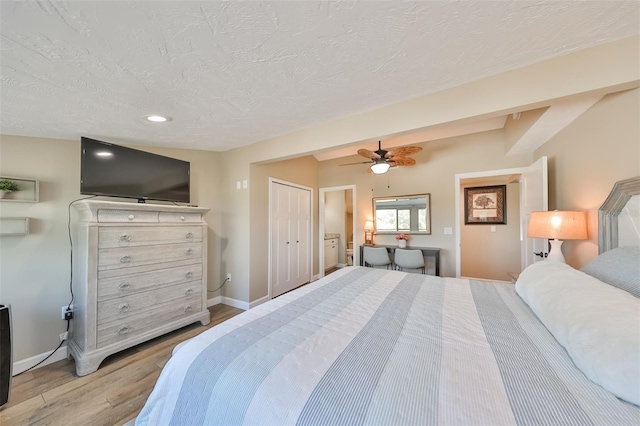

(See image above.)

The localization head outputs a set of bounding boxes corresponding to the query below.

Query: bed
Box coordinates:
[136,178,640,426]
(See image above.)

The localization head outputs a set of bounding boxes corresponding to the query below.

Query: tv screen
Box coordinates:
[81,137,190,203]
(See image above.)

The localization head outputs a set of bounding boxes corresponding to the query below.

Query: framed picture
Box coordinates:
[464,185,506,224]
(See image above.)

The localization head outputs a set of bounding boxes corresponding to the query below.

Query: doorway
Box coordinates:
[454,157,548,278]
[319,185,357,278]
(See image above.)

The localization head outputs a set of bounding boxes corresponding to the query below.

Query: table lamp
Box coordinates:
[364,221,374,246]
[527,210,588,262]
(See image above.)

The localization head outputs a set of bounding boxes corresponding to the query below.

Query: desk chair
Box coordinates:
[394,248,425,274]
[363,247,392,269]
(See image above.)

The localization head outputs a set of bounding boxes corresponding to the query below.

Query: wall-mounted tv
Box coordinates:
[81,137,190,203]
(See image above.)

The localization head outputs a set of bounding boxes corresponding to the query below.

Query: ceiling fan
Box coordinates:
[341,141,422,174]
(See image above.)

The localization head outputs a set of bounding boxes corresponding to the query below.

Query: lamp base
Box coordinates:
[547,239,566,263]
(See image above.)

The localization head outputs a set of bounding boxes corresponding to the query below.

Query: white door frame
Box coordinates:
[454,159,547,277]
[319,184,357,278]
[268,178,314,300]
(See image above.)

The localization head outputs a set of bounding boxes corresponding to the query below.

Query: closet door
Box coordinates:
[271,181,311,298]
[291,187,311,287]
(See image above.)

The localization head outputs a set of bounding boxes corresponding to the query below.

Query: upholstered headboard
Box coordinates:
[598,176,640,254]
[581,176,640,298]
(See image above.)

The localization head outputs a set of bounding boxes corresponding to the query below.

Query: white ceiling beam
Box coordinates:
[313,116,507,161]
[243,36,639,164]
[506,95,603,156]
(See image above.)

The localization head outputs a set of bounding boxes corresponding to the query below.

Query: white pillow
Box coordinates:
[516,261,640,405]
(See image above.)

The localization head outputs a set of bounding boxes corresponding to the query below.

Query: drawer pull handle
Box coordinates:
[180,216,186,221]
[120,255,131,263]
[185,288,194,296]
[128,214,135,221]
[118,282,131,291]
[185,232,194,239]
[186,248,194,256]
[119,233,131,242]
[118,303,130,313]
[184,304,192,313]
[185,271,193,279]
[118,325,130,335]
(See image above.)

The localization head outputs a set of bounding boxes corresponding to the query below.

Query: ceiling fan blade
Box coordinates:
[340,161,372,166]
[391,157,416,166]
[358,148,381,159]
[387,146,422,158]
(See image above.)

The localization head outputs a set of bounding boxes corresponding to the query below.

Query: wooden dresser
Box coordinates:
[69,200,210,376]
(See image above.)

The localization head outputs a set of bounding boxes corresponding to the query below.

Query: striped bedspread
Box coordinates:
[136,266,639,425]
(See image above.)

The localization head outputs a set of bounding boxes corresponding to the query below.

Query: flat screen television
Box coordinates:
[81,137,190,203]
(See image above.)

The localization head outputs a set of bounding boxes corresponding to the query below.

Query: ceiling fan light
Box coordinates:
[370,162,390,174]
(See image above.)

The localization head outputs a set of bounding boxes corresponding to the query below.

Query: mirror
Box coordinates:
[373,194,431,234]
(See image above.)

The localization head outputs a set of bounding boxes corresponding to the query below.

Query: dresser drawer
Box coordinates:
[99,226,203,248]
[96,298,203,348]
[97,209,158,223]
[97,282,202,324]
[158,212,202,223]
[98,264,203,301]
[98,242,203,271]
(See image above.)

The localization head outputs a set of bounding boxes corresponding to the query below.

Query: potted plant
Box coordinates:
[0,179,20,199]
[395,233,410,248]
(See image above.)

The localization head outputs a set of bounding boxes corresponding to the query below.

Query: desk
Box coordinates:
[360,245,440,276]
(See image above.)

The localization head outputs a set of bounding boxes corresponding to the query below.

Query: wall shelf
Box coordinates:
[0,217,30,236]
[0,176,39,202]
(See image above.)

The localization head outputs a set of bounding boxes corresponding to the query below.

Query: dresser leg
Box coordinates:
[199,311,211,326]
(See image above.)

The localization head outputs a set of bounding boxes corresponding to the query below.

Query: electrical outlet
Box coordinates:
[61,305,74,320]
[226,273,232,281]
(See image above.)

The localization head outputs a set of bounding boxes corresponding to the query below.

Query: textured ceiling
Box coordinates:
[1,1,638,152]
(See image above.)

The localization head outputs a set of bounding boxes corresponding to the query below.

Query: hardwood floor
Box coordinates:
[0,304,244,426]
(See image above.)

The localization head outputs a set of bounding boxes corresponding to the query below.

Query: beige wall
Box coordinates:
[460,181,521,280]
[535,88,640,267]
[216,37,639,306]
[0,135,222,361]
[318,130,533,277]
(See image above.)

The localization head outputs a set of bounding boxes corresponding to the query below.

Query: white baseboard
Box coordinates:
[220,296,250,310]
[248,295,270,309]
[311,274,320,282]
[207,296,222,307]
[13,344,68,375]
[208,295,271,311]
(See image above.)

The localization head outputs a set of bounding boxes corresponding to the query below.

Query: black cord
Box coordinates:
[13,196,99,377]
[13,320,70,377]
[207,278,229,293]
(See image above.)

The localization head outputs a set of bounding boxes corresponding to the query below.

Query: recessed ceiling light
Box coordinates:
[95,151,113,157]
[144,115,171,123]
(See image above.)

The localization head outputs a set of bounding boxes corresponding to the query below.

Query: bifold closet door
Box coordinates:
[271,182,311,298]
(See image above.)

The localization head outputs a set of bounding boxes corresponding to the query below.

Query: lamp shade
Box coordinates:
[527,211,588,240]
[364,221,374,231]
[370,162,390,174]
